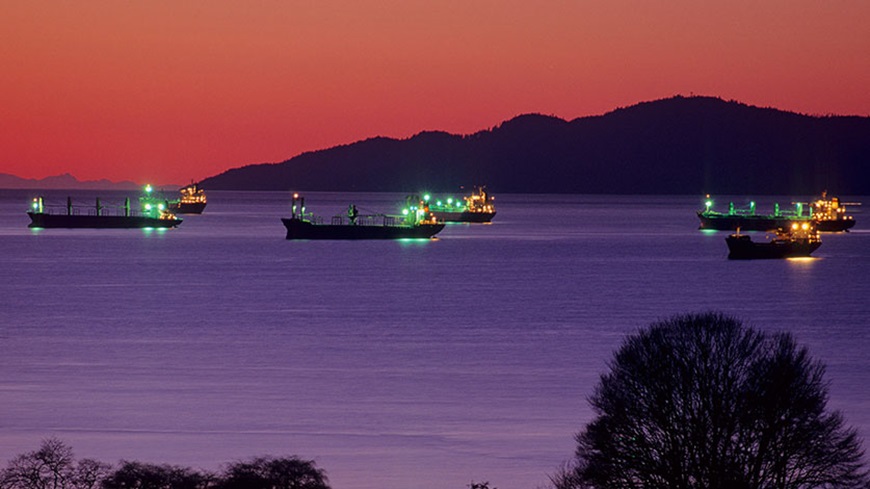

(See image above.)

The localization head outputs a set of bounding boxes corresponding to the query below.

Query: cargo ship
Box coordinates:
[424,186,496,223]
[281,193,445,240]
[698,193,857,232]
[726,223,821,260]
[27,196,182,229]
[168,182,207,214]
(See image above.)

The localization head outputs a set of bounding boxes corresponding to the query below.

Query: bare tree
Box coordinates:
[548,461,587,489]
[68,459,110,489]
[566,312,869,489]
[0,438,109,489]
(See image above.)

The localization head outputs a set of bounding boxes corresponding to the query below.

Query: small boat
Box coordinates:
[168,182,207,214]
[27,196,182,229]
[698,193,857,232]
[281,193,445,240]
[725,223,821,260]
[424,186,496,223]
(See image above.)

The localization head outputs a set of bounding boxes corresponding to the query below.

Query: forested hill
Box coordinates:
[200,96,870,195]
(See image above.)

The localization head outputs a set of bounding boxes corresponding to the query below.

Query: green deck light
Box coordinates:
[402,209,409,215]
[423,194,431,202]
[705,200,713,211]
[145,184,153,193]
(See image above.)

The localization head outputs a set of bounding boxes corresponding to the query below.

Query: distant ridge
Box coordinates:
[0,173,165,190]
[200,96,870,195]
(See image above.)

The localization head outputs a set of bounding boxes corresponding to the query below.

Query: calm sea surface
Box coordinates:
[1,190,868,489]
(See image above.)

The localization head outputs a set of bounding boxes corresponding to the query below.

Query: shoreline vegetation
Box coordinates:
[0,439,332,489]
[0,438,500,489]
[3,313,867,489]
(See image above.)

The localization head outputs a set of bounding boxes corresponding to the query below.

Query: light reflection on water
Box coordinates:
[0,190,867,489]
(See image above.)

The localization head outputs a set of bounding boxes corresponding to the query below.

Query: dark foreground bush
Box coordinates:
[216,455,329,489]
[101,461,214,489]
[558,312,869,489]
[0,439,330,489]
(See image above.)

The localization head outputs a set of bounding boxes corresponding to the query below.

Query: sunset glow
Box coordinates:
[2,1,869,183]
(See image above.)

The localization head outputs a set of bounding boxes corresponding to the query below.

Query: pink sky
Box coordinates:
[2,1,868,184]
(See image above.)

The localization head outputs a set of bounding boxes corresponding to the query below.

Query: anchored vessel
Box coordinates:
[168,183,207,214]
[281,193,445,240]
[424,187,496,223]
[698,193,857,232]
[726,223,821,260]
[27,196,182,229]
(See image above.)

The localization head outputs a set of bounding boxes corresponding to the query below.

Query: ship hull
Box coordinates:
[430,210,496,223]
[698,212,854,232]
[815,219,856,232]
[169,202,207,214]
[726,235,821,260]
[28,212,181,229]
[282,218,444,240]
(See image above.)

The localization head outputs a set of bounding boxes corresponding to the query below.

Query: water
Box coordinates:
[1,190,868,489]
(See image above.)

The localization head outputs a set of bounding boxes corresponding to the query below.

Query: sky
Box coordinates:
[2,1,869,184]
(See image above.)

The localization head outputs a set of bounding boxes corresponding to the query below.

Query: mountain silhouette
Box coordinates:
[0,172,143,190]
[200,96,870,195]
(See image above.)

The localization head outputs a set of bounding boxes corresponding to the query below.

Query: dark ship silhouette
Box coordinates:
[425,186,496,223]
[699,193,856,232]
[27,195,181,229]
[726,223,821,260]
[168,182,207,214]
[281,193,444,240]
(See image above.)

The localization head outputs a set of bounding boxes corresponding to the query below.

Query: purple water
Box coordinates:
[1,190,868,489]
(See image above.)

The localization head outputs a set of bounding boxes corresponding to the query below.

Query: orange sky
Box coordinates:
[2,1,869,184]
